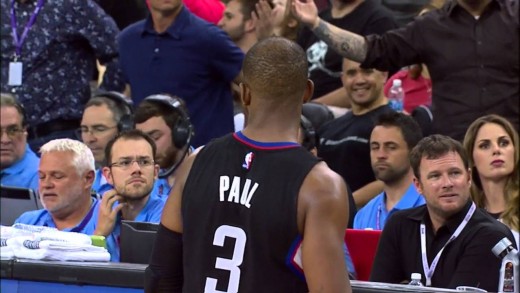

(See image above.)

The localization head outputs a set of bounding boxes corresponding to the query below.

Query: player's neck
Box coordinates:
[242,123,299,144]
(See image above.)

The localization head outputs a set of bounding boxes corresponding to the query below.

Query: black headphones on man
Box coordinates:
[93,91,134,132]
[143,94,194,149]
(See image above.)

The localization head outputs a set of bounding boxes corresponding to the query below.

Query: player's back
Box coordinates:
[182,132,320,292]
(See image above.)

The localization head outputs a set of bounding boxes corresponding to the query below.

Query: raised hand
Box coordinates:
[94,189,125,237]
[291,0,319,29]
[253,0,275,40]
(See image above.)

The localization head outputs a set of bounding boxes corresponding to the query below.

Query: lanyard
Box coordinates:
[420,202,476,286]
[376,203,383,230]
[70,200,99,233]
[10,0,45,59]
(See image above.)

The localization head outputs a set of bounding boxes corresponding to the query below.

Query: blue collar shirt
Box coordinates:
[354,183,425,230]
[14,198,99,234]
[0,144,39,191]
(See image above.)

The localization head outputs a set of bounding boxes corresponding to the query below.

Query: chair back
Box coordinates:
[344,228,382,281]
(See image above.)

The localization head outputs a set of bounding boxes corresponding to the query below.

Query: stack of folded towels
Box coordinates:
[1,224,110,262]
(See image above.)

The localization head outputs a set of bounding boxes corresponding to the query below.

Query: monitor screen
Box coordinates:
[0,185,40,226]
[120,220,159,264]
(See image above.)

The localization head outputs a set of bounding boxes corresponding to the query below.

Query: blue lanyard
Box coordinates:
[10,0,45,59]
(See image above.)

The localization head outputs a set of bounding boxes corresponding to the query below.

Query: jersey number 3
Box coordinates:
[204,225,247,293]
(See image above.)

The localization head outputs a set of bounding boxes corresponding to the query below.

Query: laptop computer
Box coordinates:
[0,185,40,226]
[120,220,160,264]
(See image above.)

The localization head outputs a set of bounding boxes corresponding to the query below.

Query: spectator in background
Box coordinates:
[463,114,519,246]
[218,0,260,53]
[318,58,392,208]
[118,0,243,147]
[135,95,194,198]
[78,91,134,196]
[1,0,125,152]
[292,0,519,141]
[370,135,516,291]
[0,93,38,191]
[354,112,425,230]
[15,139,98,234]
[94,130,164,261]
[297,0,398,107]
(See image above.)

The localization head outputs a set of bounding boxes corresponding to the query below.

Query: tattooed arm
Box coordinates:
[291,0,367,62]
[312,19,367,63]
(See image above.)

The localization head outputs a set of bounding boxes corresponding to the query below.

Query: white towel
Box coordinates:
[12,245,111,262]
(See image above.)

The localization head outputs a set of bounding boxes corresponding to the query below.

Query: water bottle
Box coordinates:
[492,237,519,293]
[388,79,405,112]
[408,273,424,286]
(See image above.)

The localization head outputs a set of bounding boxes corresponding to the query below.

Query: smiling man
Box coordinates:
[0,93,39,191]
[94,129,165,261]
[15,139,98,233]
[370,134,516,291]
[318,58,392,211]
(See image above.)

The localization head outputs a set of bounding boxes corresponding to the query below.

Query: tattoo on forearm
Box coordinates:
[313,19,367,62]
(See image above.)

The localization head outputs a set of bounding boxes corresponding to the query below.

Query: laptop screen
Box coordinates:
[0,185,40,226]
[120,220,159,264]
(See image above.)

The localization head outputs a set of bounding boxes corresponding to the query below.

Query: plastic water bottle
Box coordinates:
[492,237,519,293]
[388,79,405,112]
[408,273,424,286]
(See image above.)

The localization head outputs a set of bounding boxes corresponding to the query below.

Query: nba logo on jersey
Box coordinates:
[242,152,254,170]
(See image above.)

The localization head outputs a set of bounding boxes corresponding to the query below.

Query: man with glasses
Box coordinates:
[0,93,39,191]
[94,129,165,261]
[78,93,133,195]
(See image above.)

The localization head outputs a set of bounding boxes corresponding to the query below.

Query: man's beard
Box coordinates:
[158,146,179,169]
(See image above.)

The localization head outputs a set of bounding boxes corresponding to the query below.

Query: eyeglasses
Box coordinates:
[109,157,155,169]
[76,125,117,138]
[0,125,25,139]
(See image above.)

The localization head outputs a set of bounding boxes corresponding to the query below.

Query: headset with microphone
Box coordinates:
[142,94,194,178]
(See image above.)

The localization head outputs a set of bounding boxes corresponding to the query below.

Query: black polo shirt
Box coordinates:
[362,0,519,140]
[370,200,516,291]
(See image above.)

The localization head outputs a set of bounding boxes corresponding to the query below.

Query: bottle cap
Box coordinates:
[491,237,513,257]
[392,79,402,87]
[411,273,422,280]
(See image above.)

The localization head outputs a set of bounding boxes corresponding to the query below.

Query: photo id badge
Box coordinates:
[8,62,23,86]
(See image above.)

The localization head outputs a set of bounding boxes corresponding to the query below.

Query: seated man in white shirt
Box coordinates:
[354,112,425,229]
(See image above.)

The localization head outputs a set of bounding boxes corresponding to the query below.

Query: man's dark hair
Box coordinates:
[134,96,186,133]
[374,112,423,150]
[104,129,157,166]
[410,134,469,180]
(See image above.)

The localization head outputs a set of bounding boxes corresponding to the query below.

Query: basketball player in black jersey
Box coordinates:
[145,37,352,293]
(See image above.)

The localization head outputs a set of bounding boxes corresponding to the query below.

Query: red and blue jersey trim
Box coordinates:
[285,235,306,281]
[233,131,301,150]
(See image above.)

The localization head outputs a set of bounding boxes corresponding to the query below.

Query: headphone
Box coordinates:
[93,91,134,132]
[143,94,194,149]
[300,115,317,151]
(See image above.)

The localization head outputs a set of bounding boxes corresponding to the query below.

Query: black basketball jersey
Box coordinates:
[181,132,320,293]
